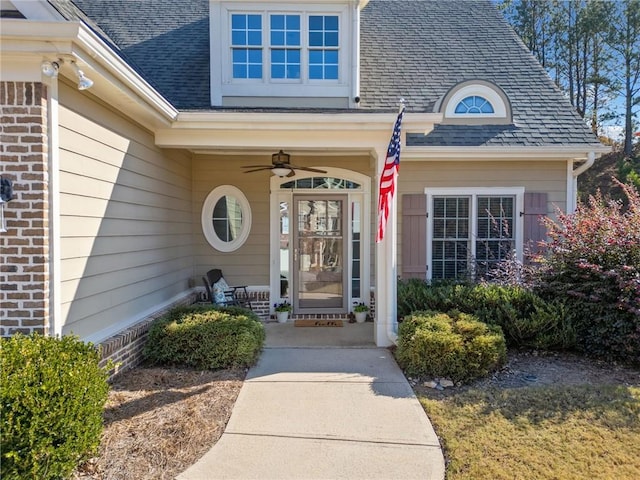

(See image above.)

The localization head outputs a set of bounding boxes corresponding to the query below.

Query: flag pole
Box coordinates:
[375,97,406,346]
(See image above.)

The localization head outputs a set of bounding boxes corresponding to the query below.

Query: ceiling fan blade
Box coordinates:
[290,165,327,174]
[243,167,272,173]
[286,169,296,177]
[242,164,272,168]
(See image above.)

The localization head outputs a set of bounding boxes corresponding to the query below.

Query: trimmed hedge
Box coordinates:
[397,280,574,350]
[396,310,507,383]
[1,334,110,480]
[143,305,265,370]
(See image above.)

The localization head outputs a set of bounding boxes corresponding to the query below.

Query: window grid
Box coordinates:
[431,197,470,280]
[475,196,515,277]
[270,14,301,79]
[231,14,263,79]
[454,95,495,114]
[308,15,339,80]
[351,201,361,298]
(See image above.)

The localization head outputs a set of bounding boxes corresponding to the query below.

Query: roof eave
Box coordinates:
[0,19,178,129]
[403,144,611,161]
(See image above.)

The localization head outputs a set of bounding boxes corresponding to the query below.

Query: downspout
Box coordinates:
[569,151,595,213]
[45,64,62,337]
[351,3,360,108]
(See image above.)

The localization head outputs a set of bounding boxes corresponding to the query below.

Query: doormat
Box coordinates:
[294,320,344,327]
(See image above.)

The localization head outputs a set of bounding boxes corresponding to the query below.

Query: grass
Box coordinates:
[417,384,640,480]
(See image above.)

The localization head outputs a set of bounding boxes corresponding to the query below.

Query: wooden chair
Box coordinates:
[202,269,253,310]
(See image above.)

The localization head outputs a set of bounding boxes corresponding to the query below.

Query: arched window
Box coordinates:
[440,80,511,123]
[201,185,251,252]
[454,95,495,114]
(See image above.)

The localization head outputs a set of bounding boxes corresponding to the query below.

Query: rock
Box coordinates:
[423,380,438,389]
[439,378,455,388]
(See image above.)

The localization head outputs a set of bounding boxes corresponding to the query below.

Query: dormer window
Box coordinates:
[454,96,495,114]
[231,14,263,79]
[211,1,359,108]
[437,80,512,124]
[270,15,301,79]
[229,12,340,83]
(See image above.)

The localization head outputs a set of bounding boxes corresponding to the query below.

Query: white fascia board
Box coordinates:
[402,144,610,161]
[0,20,177,127]
[156,112,441,149]
[173,111,441,132]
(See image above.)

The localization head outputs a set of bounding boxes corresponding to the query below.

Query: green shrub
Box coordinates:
[536,181,640,364]
[397,279,474,318]
[1,334,110,480]
[395,310,507,383]
[468,284,575,350]
[398,280,573,350]
[143,305,265,370]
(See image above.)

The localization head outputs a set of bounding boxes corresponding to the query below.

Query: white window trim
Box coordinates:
[201,185,252,252]
[211,2,352,103]
[424,187,524,280]
[444,85,508,118]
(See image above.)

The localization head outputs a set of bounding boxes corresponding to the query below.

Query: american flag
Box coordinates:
[376,108,405,243]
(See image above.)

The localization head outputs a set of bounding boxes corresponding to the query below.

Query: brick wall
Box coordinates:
[0,82,50,336]
[98,292,197,380]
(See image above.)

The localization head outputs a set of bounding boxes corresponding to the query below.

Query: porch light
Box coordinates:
[272,167,291,177]
[70,61,94,90]
[41,60,60,77]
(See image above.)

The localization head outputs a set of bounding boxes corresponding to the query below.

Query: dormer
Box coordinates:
[210,0,368,108]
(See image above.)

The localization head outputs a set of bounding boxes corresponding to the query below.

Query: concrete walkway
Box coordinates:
[178,347,445,480]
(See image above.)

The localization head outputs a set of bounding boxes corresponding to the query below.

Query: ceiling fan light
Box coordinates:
[272,167,291,177]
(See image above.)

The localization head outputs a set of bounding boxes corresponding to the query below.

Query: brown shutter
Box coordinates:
[523,192,548,257]
[402,194,427,279]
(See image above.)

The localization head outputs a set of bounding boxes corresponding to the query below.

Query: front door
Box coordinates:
[292,195,348,313]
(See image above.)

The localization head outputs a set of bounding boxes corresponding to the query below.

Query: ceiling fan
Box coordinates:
[242,150,327,177]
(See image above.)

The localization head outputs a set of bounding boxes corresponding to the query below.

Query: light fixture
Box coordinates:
[272,149,290,164]
[271,150,292,177]
[272,167,291,177]
[41,60,60,78]
[70,61,94,90]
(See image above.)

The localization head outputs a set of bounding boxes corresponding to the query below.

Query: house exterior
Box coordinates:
[0,0,607,368]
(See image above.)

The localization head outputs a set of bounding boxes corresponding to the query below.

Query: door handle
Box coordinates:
[294,248,298,262]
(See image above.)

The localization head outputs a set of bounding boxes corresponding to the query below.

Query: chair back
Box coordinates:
[206,269,223,285]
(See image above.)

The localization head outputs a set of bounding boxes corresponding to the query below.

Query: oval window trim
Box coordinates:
[201,185,252,252]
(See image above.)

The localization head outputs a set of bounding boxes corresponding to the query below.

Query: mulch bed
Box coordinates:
[73,367,245,480]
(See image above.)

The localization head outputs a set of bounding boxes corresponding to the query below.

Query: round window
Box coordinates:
[201,186,251,252]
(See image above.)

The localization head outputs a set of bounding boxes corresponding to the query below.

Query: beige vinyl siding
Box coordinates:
[58,83,192,340]
[396,159,568,278]
[193,154,373,288]
[193,154,271,287]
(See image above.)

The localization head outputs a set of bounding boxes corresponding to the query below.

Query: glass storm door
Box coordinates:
[293,195,348,312]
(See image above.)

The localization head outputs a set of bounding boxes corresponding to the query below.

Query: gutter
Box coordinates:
[573,151,596,177]
[567,151,597,213]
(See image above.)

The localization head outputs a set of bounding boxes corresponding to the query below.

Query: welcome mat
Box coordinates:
[294,319,344,327]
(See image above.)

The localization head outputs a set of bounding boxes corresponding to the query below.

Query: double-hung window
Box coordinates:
[231,14,263,79]
[427,188,524,280]
[230,12,340,82]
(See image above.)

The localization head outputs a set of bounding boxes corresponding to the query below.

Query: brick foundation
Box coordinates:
[0,82,49,336]
[98,292,198,379]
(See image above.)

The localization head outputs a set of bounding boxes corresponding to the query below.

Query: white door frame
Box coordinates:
[269,167,371,314]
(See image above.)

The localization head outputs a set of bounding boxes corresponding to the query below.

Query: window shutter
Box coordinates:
[523,192,548,257]
[402,194,427,279]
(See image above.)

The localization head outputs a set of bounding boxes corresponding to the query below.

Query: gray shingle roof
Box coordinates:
[53,0,211,109]
[51,0,600,147]
[360,0,599,147]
